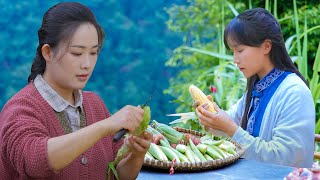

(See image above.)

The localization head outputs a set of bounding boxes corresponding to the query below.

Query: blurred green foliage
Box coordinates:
[0,0,187,123]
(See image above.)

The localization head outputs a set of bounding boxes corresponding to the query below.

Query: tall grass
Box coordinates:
[285,0,320,132]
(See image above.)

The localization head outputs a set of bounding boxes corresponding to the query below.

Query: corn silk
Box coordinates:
[107,106,151,180]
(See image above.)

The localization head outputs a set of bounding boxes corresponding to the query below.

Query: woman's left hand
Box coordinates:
[196,102,238,137]
[125,131,152,158]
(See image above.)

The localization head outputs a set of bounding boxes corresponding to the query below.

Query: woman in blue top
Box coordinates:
[195,8,315,168]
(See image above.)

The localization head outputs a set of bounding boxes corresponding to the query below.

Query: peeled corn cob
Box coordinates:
[189,84,217,113]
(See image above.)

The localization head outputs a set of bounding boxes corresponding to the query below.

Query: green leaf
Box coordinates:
[226,1,238,16]
[316,119,320,134]
[293,0,303,77]
[265,0,270,11]
[314,85,320,105]
[273,0,278,19]
[288,25,320,54]
[285,35,297,51]
[310,43,320,105]
[313,42,320,72]
[278,15,293,23]
[301,13,308,78]
[107,163,119,180]
[290,56,299,63]
[182,47,233,61]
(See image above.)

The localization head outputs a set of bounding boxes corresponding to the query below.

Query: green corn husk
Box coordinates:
[176,144,187,154]
[107,106,151,180]
[204,154,214,161]
[196,143,208,155]
[151,120,184,144]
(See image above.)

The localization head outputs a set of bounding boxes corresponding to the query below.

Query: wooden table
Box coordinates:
[137,159,294,180]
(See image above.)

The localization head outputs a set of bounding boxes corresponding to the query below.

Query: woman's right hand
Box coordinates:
[192,95,213,109]
[192,95,212,131]
[102,105,144,135]
[196,101,238,137]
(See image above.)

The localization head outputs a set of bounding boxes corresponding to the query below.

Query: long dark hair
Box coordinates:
[223,8,308,129]
[28,2,105,83]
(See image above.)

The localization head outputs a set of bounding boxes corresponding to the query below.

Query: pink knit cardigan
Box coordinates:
[0,83,123,180]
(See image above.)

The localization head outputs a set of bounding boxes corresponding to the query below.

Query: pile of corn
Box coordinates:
[144,85,237,163]
[145,121,237,163]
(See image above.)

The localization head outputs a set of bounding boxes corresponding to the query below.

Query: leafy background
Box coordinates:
[0,0,186,123]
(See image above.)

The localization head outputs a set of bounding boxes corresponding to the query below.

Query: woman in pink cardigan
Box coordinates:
[0,2,152,179]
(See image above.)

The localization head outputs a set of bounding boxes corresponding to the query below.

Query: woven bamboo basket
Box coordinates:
[143,127,245,171]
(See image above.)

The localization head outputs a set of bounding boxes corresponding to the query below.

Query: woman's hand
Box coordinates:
[116,131,152,179]
[125,131,152,158]
[101,105,145,136]
[195,97,238,137]
[192,95,214,108]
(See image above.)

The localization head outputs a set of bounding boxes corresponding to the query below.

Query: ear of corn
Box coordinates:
[196,144,208,154]
[108,106,151,180]
[148,143,168,161]
[222,140,236,150]
[144,127,239,164]
[151,120,184,144]
[219,143,236,155]
[204,154,214,161]
[147,125,170,145]
[189,84,217,113]
[185,146,195,163]
[131,106,151,135]
[201,139,224,146]
[188,145,201,162]
[176,144,187,154]
[169,147,190,163]
[159,139,171,148]
[207,144,228,158]
[158,146,181,162]
[144,151,155,160]
[159,140,189,162]
[188,139,206,162]
[206,146,223,160]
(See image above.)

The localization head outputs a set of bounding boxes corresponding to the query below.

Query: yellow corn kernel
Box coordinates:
[189,84,217,113]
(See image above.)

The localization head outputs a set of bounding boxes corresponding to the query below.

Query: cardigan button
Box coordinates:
[81,157,88,165]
